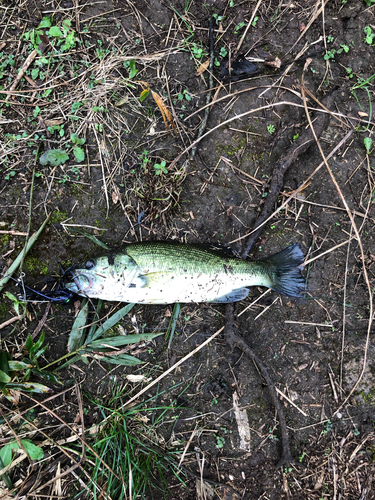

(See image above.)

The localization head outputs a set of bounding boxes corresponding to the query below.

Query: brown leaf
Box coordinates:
[112,190,119,204]
[195,59,210,76]
[151,90,177,134]
[265,57,282,69]
[44,118,65,127]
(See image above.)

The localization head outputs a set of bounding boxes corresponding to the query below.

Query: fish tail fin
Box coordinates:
[263,244,305,297]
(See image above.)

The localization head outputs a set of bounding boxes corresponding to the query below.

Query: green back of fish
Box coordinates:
[125,241,257,275]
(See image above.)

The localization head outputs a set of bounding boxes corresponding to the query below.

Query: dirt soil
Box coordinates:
[1,0,375,498]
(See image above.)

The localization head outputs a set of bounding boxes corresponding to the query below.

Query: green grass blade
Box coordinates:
[55,354,82,371]
[99,354,143,366]
[67,228,110,250]
[86,303,135,343]
[68,298,89,352]
[87,332,163,348]
[167,302,180,349]
[86,299,103,341]
[0,216,50,292]
[6,382,53,393]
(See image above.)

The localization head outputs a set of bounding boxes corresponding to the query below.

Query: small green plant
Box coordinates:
[0,332,58,403]
[324,49,334,60]
[219,47,228,58]
[177,89,192,101]
[140,150,150,170]
[39,149,69,166]
[190,42,205,59]
[322,420,333,434]
[23,17,78,55]
[269,427,279,442]
[4,170,16,180]
[0,53,15,79]
[364,137,372,154]
[252,16,259,27]
[212,13,224,25]
[124,59,138,79]
[364,0,375,5]
[70,133,85,162]
[0,439,43,470]
[346,67,354,78]
[364,26,375,45]
[154,160,168,175]
[47,124,65,137]
[234,22,246,34]
[324,44,350,61]
[216,435,225,449]
[267,124,275,134]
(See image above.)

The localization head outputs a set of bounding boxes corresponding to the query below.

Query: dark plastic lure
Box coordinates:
[19,264,79,304]
[21,284,75,303]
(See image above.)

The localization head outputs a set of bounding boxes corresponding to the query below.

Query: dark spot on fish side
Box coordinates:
[129,284,136,288]
[108,254,115,266]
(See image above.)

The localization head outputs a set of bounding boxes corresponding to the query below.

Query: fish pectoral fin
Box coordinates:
[137,271,170,287]
[208,287,250,303]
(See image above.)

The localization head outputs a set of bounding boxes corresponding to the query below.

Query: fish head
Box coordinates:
[65,254,140,299]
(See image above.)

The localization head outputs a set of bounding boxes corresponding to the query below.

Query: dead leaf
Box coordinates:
[195,59,210,76]
[233,392,251,451]
[115,96,129,106]
[196,479,215,500]
[112,190,119,204]
[44,118,65,127]
[126,374,148,383]
[358,111,368,117]
[265,57,282,69]
[151,90,177,134]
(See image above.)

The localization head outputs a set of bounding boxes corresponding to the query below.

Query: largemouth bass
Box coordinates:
[65,242,305,304]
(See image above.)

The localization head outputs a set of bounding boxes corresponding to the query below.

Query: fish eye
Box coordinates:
[85,260,95,270]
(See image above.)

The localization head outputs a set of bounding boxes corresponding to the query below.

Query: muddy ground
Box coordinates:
[1,0,375,498]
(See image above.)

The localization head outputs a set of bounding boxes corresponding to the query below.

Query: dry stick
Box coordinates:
[190,17,214,160]
[228,129,354,246]
[300,83,374,417]
[285,0,329,56]
[185,86,375,128]
[340,226,352,388]
[241,88,341,259]
[173,98,364,172]
[92,125,110,217]
[235,0,262,54]
[124,326,224,408]
[5,49,37,102]
[224,304,298,468]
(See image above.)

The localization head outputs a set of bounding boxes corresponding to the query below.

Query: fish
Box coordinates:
[64,241,305,304]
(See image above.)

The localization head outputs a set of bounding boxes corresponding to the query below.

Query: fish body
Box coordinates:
[65,242,305,304]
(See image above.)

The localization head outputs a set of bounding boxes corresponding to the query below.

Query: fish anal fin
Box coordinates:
[208,287,249,303]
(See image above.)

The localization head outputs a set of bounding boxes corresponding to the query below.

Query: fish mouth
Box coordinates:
[65,270,95,294]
